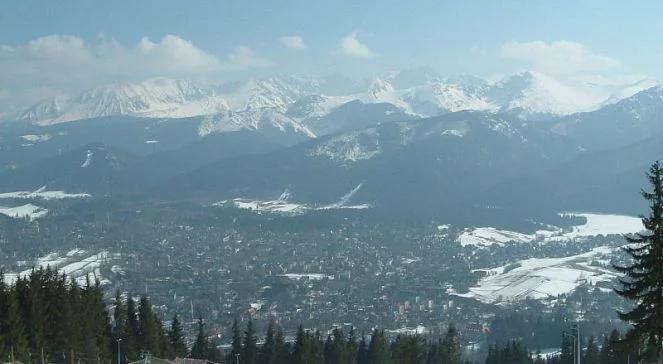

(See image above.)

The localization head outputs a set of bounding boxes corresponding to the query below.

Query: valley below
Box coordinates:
[0,69,660,352]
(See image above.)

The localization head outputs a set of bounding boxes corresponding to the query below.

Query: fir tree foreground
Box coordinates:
[615,160,663,362]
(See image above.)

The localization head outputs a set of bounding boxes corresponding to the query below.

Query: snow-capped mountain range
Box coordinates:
[14,70,657,138]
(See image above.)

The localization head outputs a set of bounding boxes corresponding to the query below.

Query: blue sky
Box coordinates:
[0,0,661,110]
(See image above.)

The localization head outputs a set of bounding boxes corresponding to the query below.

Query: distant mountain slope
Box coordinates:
[0,116,288,193]
[14,71,654,129]
[4,76,663,219]
[0,143,133,193]
[487,130,663,215]
[161,111,579,216]
[551,86,663,151]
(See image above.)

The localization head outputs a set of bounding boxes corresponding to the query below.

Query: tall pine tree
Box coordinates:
[440,324,462,364]
[124,295,140,361]
[137,295,162,356]
[367,329,390,364]
[242,319,258,364]
[191,317,209,360]
[168,315,188,358]
[615,161,663,361]
[259,319,276,364]
[273,326,290,364]
[229,318,242,363]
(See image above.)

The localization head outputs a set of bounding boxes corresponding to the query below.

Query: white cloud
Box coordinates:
[0,34,273,115]
[227,45,273,68]
[134,35,222,73]
[279,35,306,50]
[500,40,620,75]
[339,32,374,58]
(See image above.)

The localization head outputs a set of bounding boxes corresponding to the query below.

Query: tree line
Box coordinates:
[0,266,467,364]
[0,267,470,364]
[486,328,640,364]
[223,320,465,364]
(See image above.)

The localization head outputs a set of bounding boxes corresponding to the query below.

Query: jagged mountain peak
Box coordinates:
[14,71,660,131]
[19,78,229,125]
[389,66,441,89]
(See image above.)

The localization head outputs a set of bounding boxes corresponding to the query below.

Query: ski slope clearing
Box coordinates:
[456,213,644,247]
[0,186,91,200]
[0,204,48,220]
[456,246,616,304]
[215,185,370,215]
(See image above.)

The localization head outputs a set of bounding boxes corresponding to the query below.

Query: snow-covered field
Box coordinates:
[457,228,534,247]
[457,213,644,247]
[551,213,643,240]
[4,250,111,286]
[453,213,645,304]
[456,246,616,304]
[0,186,91,200]
[0,203,48,220]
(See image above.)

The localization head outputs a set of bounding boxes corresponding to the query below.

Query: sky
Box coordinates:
[0,0,661,112]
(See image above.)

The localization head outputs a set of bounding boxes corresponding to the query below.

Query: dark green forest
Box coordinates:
[0,267,642,364]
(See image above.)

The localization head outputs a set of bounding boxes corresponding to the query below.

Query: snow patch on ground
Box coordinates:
[19,134,52,143]
[5,251,110,286]
[456,246,616,304]
[282,273,333,280]
[81,150,93,168]
[0,186,91,200]
[386,325,429,336]
[457,213,644,247]
[215,185,371,215]
[0,204,48,220]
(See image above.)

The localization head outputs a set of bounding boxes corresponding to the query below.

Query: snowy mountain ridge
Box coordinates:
[15,71,658,133]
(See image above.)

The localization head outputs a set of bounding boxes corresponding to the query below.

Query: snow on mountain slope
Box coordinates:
[361,77,412,112]
[81,150,94,168]
[308,129,381,163]
[20,79,230,125]
[401,81,497,116]
[488,72,602,117]
[486,72,657,118]
[16,72,659,129]
[286,94,353,120]
[197,108,316,138]
[221,77,311,112]
[598,78,658,107]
